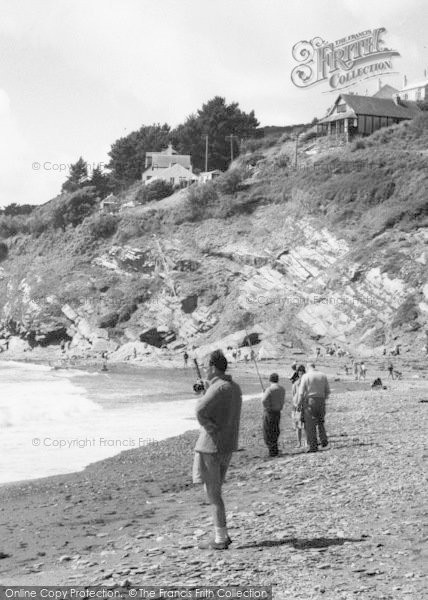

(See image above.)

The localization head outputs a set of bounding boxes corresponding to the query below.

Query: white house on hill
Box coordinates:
[396,77,428,102]
[142,144,195,187]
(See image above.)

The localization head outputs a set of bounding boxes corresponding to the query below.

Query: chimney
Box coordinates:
[403,75,408,87]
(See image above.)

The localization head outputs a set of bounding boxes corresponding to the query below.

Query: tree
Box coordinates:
[3,203,35,216]
[62,157,88,193]
[88,166,114,198]
[54,187,98,229]
[172,97,259,171]
[108,123,171,187]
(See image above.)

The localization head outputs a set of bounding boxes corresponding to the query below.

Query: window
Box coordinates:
[416,90,421,100]
[337,103,347,113]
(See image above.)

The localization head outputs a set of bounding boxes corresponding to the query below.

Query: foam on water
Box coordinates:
[0,361,261,484]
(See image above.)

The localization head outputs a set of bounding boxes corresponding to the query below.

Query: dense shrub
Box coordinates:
[215,168,245,195]
[0,215,29,238]
[300,129,317,142]
[351,139,366,151]
[186,182,218,220]
[86,213,119,238]
[27,214,51,236]
[137,180,174,204]
[52,187,98,230]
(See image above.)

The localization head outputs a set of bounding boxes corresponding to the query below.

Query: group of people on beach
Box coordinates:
[192,349,330,551]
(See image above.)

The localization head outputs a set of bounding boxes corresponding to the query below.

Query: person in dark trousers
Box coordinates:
[183,351,189,368]
[388,363,394,379]
[193,350,242,550]
[261,373,285,457]
[298,363,330,453]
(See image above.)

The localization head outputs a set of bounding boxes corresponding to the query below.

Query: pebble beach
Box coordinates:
[0,359,427,599]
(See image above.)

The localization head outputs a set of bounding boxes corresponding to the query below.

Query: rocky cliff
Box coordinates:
[1,117,428,362]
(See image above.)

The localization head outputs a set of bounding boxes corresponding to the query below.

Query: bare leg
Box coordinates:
[204,482,226,527]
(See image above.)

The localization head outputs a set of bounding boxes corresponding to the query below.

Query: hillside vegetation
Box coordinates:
[0,115,427,359]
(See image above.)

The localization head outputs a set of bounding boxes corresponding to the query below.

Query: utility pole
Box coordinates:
[202,134,209,172]
[225,134,239,164]
[294,129,302,169]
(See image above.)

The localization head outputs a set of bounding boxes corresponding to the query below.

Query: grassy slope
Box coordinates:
[1,115,428,348]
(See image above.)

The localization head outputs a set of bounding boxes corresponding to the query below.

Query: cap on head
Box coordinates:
[209,349,228,373]
[297,364,306,374]
[269,373,279,383]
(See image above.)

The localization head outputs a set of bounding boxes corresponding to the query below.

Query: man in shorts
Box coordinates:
[298,363,330,453]
[193,350,242,550]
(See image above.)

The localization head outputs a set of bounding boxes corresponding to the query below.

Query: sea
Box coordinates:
[0,360,262,484]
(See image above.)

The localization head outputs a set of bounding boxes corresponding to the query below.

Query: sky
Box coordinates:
[1,0,427,206]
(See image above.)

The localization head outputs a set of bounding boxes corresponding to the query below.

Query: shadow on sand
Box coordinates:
[238,536,364,550]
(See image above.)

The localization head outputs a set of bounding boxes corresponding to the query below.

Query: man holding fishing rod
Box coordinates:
[192,350,242,550]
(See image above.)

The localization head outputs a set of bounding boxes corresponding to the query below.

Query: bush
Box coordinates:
[215,168,244,195]
[0,215,29,238]
[351,139,366,151]
[186,182,218,220]
[27,214,51,236]
[53,187,98,229]
[138,180,174,204]
[86,213,118,238]
[300,129,317,142]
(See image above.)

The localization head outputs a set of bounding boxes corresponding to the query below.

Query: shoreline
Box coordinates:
[0,376,426,594]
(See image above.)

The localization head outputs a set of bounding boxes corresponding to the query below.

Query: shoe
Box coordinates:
[306,448,318,453]
[321,441,329,448]
[198,539,229,550]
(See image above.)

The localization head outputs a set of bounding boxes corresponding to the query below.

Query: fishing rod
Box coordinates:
[192,357,205,393]
[245,328,265,392]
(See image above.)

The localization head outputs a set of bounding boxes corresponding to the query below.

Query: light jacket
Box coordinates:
[195,373,242,454]
[261,383,285,412]
[298,369,330,408]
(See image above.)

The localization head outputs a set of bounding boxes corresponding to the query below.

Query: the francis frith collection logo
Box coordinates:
[291,27,400,91]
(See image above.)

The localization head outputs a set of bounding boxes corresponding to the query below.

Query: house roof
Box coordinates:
[319,110,356,123]
[151,154,191,168]
[144,163,197,182]
[320,94,420,123]
[372,84,399,99]
[400,78,428,92]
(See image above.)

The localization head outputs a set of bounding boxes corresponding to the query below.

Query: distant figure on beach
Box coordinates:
[292,365,306,448]
[101,351,108,371]
[60,339,66,354]
[353,362,359,380]
[290,361,299,384]
[193,350,242,550]
[183,351,189,368]
[359,362,366,380]
[388,363,394,379]
[261,373,285,457]
[316,347,321,358]
[298,363,330,453]
[344,364,349,376]
[232,348,237,362]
